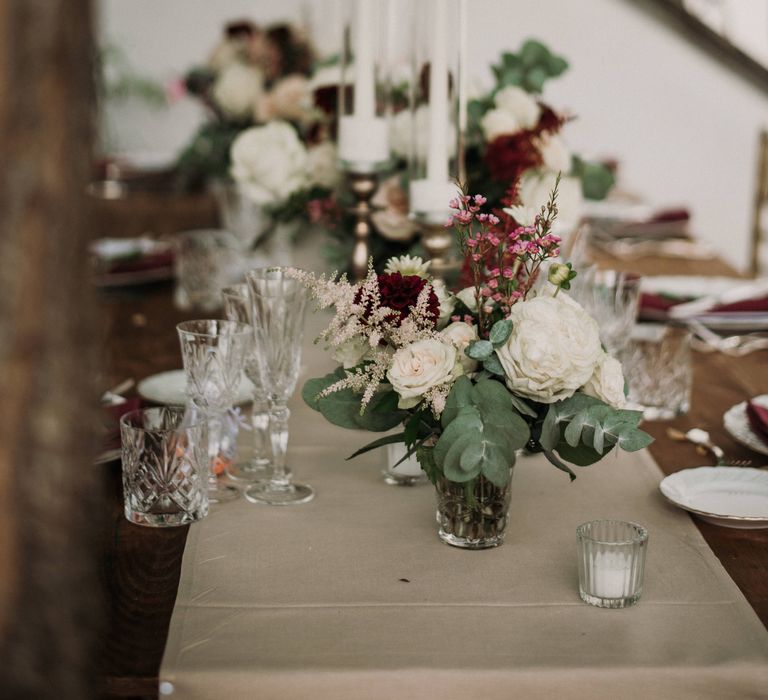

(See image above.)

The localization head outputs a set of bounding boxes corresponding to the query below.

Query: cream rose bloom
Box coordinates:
[582,354,626,408]
[496,295,602,403]
[518,170,583,228]
[307,141,340,189]
[440,322,479,373]
[332,334,370,369]
[432,280,456,329]
[481,86,541,140]
[212,62,264,119]
[455,287,479,313]
[230,122,308,205]
[387,339,461,409]
[538,134,572,173]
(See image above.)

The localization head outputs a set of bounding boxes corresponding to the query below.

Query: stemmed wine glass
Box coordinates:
[244,267,313,505]
[176,319,252,503]
[221,284,272,481]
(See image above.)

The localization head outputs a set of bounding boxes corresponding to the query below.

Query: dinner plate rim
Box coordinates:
[137,369,254,406]
[659,466,768,525]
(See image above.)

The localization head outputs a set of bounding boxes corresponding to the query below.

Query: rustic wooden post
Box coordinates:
[0,1,102,697]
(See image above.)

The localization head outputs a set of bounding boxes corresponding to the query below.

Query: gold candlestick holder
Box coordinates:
[347,171,379,281]
[418,217,458,281]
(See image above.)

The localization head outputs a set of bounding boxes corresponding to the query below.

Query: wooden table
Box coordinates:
[97,256,768,699]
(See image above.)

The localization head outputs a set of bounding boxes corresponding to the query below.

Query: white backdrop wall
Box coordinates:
[99,0,768,271]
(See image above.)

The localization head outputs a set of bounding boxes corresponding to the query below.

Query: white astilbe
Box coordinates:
[291,264,446,411]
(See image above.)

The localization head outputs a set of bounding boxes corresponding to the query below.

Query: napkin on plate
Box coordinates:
[746,401,768,447]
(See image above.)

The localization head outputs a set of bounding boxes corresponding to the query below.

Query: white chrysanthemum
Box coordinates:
[212,62,264,119]
[440,321,478,373]
[384,255,431,279]
[387,338,462,409]
[230,122,309,205]
[582,354,626,409]
[496,294,602,403]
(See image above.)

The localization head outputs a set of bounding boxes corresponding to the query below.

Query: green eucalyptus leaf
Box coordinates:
[555,439,612,466]
[540,406,559,452]
[444,433,482,482]
[543,448,576,481]
[484,413,530,453]
[480,444,513,488]
[618,428,654,452]
[302,369,345,411]
[471,378,515,413]
[434,406,483,464]
[482,353,506,376]
[467,339,494,361]
[442,375,474,427]
[489,319,513,346]
[509,394,537,418]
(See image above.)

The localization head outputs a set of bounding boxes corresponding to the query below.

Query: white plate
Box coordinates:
[724,394,768,457]
[138,369,255,406]
[640,275,743,300]
[660,466,768,528]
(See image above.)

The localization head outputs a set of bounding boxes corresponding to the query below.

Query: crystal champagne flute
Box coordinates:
[244,268,313,505]
[221,284,272,481]
[176,319,252,503]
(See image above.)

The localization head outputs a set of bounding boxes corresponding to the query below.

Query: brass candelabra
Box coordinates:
[347,171,379,281]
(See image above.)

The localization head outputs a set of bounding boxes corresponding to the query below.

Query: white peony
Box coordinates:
[496,294,602,403]
[455,287,479,313]
[518,170,583,228]
[538,134,572,173]
[212,62,265,119]
[481,86,541,140]
[440,321,479,373]
[384,255,431,279]
[432,279,456,328]
[387,339,461,409]
[332,334,370,369]
[307,141,340,189]
[230,122,309,205]
[582,354,626,409]
[371,176,418,242]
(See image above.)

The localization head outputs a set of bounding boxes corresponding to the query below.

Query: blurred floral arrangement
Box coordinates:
[174,20,342,230]
[326,39,616,271]
[298,181,650,499]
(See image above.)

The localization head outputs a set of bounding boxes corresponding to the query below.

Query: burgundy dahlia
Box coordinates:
[484,132,543,184]
[356,273,439,326]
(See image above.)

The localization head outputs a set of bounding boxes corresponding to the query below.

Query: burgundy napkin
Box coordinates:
[107,250,174,274]
[746,401,768,447]
[711,295,768,313]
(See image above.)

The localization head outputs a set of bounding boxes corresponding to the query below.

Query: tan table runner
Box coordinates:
[161,405,768,699]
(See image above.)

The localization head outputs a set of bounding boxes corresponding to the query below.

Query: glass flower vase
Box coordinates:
[434,468,514,549]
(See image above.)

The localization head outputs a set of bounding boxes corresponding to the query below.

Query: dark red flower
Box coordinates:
[484,132,543,184]
[356,273,439,326]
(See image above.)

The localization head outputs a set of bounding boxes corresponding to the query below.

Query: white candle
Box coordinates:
[427,0,449,182]
[592,552,630,598]
[353,0,375,119]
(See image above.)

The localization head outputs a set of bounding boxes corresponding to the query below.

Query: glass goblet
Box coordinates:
[176,319,252,503]
[244,267,313,505]
[221,284,272,482]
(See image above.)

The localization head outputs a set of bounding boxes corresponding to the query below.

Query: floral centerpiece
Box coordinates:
[173,20,341,247]
[296,180,651,549]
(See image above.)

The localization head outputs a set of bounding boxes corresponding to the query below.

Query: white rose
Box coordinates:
[212,62,264,119]
[455,287,479,313]
[539,134,572,173]
[230,122,309,205]
[481,108,524,141]
[496,295,602,403]
[387,339,461,409]
[307,141,340,189]
[332,334,370,369]
[518,170,583,228]
[494,85,541,129]
[440,322,479,373]
[432,280,456,329]
[582,354,626,409]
